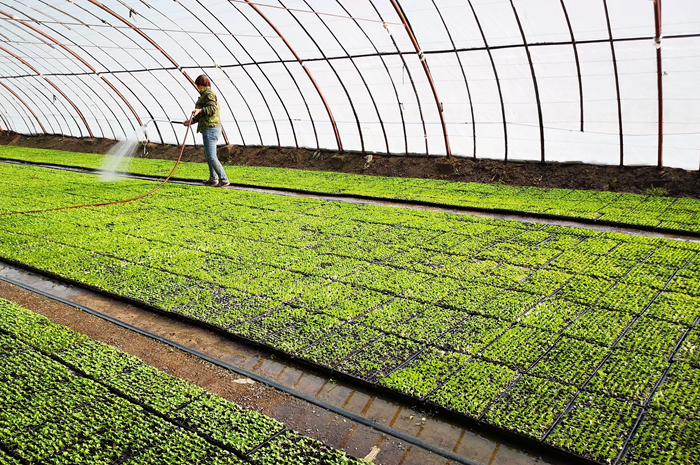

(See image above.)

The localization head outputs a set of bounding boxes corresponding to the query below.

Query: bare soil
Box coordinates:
[3,132,698,198]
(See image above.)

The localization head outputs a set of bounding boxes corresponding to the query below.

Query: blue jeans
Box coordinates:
[202,126,228,182]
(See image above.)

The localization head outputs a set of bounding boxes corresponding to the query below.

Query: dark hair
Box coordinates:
[195,74,211,87]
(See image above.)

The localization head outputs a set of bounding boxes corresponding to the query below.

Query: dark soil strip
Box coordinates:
[2,132,698,198]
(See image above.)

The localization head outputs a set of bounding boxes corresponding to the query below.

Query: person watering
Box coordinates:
[184,75,230,187]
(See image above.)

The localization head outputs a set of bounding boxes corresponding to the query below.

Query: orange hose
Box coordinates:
[1,123,191,217]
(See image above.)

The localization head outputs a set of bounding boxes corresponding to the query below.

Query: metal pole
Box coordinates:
[654,0,663,168]
[466,0,508,161]
[243,0,343,152]
[431,0,476,158]
[389,0,451,158]
[0,10,143,129]
[602,0,624,167]
[0,80,46,134]
[83,0,230,145]
[509,0,545,163]
[559,0,584,133]
[0,45,93,137]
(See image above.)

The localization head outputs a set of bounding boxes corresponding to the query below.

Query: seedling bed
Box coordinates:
[1,164,700,464]
[2,147,700,236]
[0,298,365,464]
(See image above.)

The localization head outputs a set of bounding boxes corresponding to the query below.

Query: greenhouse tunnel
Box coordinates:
[3,2,700,465]
[0,0,698,169]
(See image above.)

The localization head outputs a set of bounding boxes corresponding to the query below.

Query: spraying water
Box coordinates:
[99,125,147,182]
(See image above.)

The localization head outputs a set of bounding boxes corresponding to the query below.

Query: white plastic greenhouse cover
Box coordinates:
[0,0,698,169]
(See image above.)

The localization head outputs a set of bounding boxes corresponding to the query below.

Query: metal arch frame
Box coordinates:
[559,0,584,133]
[0,23,114,138]
[302,0,390,156]
[0,7,139,135]
[0,94,15,132]
[0,62,59,135]
[0,80,46,134]
[653,0,663,168]
[230,0,316,150]
[0,44,93,137]
[34,0,172,144]
[0,86,32,133]
[389,0,451,158]
[242,0,341,152]
[49,1,186,146]
[6,32,686,71]
[0,13,116,140]
[82,0,231,145]
[29,1,193,146]
[6,75,66,136]
[280,0,363,154]
[509,0,545,163]
[334,0,400,156]
[465,0,509,161]
[430,0,476,158]
[0,98,15,133]
[13,1,168,142]
[367,0,426,156]
[196,0,285,148]
[0,8,140,137]
[148,1,247,146]
[602,0,624,167]
[0,49,76,136]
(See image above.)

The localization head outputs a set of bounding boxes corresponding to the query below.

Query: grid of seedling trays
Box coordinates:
[0,298,366,464]
[2,145,700,234]
[0,162,699,464]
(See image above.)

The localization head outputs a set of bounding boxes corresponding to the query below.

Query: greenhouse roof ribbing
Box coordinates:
[0,0,698,169]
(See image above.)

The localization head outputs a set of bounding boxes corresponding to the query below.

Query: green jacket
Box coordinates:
[193,87,220,133]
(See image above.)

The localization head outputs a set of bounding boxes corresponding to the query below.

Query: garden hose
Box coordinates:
[0,117,193,217]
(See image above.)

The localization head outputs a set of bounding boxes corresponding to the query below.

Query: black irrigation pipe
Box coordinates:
[0,259,603,465]
[2,156,699,242]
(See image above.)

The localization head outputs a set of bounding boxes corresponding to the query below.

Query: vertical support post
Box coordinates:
[510,0,545,163]
[654,0,663,168]
[388,0,451,158]
[602,0,624,167]
[243,0,343,152]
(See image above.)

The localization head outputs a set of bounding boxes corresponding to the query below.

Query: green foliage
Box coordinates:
[588,351,667,403]
[620,410,700,465]
[379,348,468,398]
[0,298,359,464]
[170,394,283,454]
[481,325,555,370]
[546,393,640,464]
[1,145,698,232]
[530,337,606,387]
[651,363,700,418]
[428,360,516,417]
[1,159,700,463]
[249,431,368,465]
[338,335,421,381]
[483,375,577,439]
[675,328,700,367]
